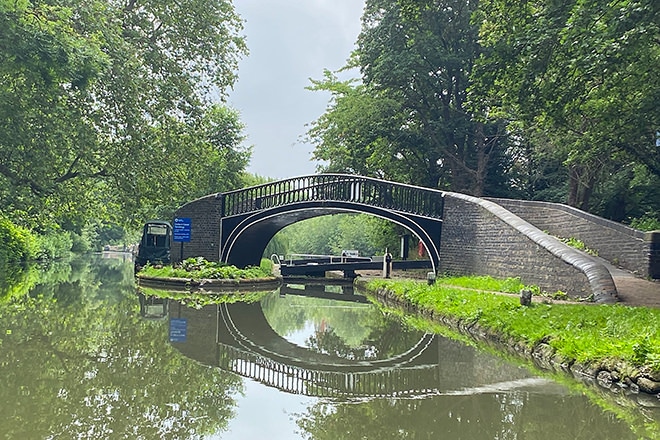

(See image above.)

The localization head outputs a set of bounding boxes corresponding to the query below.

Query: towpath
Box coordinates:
[604,261,660,308]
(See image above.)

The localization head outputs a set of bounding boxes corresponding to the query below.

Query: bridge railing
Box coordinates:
[221,174,444,218]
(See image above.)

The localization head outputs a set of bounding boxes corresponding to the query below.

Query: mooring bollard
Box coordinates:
[383,251,393,278]
[647,231,660,280]
[520,289,532,306]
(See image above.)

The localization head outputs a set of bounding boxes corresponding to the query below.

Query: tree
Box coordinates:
[0,0,248,231]
[0,0,109,228]
[308,0,511,196]
[307,72,414,183]
[472,0,660,210]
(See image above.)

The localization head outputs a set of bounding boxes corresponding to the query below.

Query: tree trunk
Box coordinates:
[473,122,487,197]
[567,166,580,207]
[567,164,595,210]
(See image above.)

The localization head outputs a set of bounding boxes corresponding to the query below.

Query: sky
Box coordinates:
[228,0,366,180]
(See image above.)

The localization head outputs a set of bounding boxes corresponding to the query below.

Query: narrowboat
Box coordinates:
[135,220,172,270]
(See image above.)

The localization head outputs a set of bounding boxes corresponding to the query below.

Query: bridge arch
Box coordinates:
[173,174,444,271]
[171,173,621,300]
[220,201,442,270]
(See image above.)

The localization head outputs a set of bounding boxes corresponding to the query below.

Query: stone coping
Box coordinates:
[136,274,282,292]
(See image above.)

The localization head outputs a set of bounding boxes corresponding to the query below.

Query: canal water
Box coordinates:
[1,254,658,439]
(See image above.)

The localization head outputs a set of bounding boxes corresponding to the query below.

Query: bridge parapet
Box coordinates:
[222,174,444,219]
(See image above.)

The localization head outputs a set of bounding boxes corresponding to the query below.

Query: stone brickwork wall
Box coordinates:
[171,194,222,263]
[489,198,657,279]
[439,193,617,302]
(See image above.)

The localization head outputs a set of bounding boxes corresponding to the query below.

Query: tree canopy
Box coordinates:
[308,0,510,196]
[307,0,659,223]
[473,0,659,210]
[0,0,249,234]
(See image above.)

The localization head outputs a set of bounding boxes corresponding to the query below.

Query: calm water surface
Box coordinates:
[0,254,658,439]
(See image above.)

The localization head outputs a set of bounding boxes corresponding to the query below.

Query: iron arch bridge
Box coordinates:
[174,174,444,271]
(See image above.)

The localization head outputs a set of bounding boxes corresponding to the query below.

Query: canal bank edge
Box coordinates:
[355,278,660,404]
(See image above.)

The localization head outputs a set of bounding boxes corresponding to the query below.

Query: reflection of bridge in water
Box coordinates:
[162,288,541,399]
[219,303,442,398]
[218,334,440,398]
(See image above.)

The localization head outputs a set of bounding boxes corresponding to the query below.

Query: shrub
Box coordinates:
[629,213,660,232]
[260,258,274,274]
[140,257,273,280]
[35,231,73,260]
[0,217,38,263]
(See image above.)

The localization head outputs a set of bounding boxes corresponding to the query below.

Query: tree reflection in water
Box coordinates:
[294,392,641,440]
[0,254,242,439]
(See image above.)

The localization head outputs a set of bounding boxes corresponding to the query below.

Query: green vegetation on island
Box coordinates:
[138,257,274,281]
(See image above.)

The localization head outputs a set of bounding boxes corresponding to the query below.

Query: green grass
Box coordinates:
[139,257,274,280]
[366,277,660,373]
[435,275,526,293]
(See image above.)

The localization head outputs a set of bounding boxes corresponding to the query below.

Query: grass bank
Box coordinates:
[362,276,660,394]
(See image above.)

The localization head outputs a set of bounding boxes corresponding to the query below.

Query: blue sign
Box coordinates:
[173,217,191,242]
[169,318,188,342]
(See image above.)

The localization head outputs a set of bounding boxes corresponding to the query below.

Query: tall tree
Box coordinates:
[0,0,248,230]
[307,72,420,184]
[308,0,511,195]
[472,0,660,209]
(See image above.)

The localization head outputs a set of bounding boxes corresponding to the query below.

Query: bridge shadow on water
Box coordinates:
[140,283,562,400]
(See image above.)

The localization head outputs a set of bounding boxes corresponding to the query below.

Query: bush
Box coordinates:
[139,257,273,280]
[69,231,91,253]
[35,231,74,260]
[629,213,660,231]
[260,258,274,274]
[0,217,38,263]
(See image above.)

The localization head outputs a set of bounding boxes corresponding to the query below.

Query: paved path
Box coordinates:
[603,261,660,308]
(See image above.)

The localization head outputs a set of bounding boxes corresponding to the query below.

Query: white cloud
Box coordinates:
[228,0,365,179]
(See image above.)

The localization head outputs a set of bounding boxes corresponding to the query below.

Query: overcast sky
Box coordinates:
[228,0,365,180]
